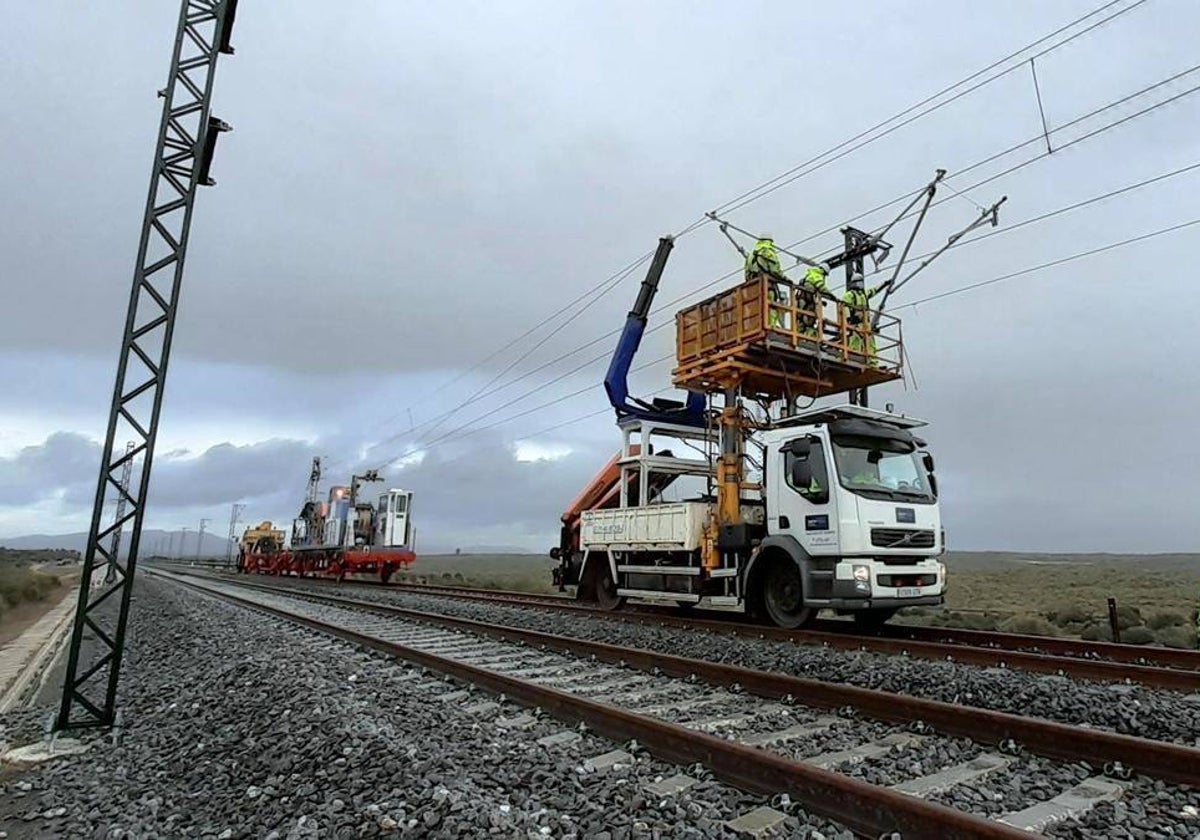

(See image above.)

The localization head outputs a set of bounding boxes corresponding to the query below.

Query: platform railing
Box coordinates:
[762,277,903,371]
[676,275,903,371]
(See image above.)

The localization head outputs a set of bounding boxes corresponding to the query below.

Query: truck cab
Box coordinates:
[753,405,945,627]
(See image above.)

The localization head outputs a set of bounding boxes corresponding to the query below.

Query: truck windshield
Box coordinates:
[832,434,935,503]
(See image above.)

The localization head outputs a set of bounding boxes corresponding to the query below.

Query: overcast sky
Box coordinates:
[2,0,1199,553]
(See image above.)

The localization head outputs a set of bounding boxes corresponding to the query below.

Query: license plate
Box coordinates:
[897,587,922,598]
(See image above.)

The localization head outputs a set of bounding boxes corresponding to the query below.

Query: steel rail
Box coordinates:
[213,572,1200,690]
[187,574,1200,787]
[855,620,1200,671]
[157,571,1035,840]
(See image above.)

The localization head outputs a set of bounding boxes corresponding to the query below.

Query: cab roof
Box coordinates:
[771,403,928,430]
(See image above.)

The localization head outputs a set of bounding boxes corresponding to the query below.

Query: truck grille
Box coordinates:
[876,574,938,588]
[871,528,936,549]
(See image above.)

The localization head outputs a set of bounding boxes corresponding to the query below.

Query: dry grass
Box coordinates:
[943,564,1198,615]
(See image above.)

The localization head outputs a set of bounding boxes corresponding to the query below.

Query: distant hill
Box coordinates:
[0,529,234,560]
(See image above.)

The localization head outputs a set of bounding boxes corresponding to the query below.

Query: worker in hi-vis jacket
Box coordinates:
[745,236,791,329]
[843,271,885,360]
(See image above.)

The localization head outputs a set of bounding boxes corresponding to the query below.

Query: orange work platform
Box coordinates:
[673,275,904,400]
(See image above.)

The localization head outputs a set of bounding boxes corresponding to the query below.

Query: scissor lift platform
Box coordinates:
[673,275,903,399]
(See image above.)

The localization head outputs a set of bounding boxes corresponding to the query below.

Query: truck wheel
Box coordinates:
[592,563,625,612]
[762,558,814,629]
[852,609,897,631]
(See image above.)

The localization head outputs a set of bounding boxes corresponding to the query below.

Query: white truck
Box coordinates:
[559,404,946,628]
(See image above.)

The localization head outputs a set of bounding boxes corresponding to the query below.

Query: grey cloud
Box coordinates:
[4,2,1200,553]
[0,433,98,506]
[387,432,608,547]
[148,439,318,509]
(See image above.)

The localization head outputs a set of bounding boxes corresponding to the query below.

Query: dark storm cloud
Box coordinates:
[0,433,313,512]
[0,433,98,506]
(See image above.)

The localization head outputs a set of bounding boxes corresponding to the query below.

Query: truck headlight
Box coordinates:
[853,564,870,582]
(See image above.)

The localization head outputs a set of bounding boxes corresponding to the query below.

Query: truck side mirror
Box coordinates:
[922,452,935,473]
[786,438,811,456]
[791,458,813,489]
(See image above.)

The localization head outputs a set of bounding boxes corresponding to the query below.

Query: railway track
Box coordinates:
[205,572,1200,691]
[154,570,1200,839]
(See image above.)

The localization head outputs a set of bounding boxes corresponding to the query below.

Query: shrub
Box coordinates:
[929,611,1001,631]
[998,614,1059,638]
[1046,603,1093,627]
[1147,611,1187,630]
[1120,625,1156,646]
[0,568,60,610]
[1114,604,1143,631]
[1155,625,1199,650]
[962,613,1002,631]
[1081,623,1113,642]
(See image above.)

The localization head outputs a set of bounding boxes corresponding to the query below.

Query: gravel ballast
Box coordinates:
[161,575,1200,839]
[0,578,854,839]
[280,580,1200,747]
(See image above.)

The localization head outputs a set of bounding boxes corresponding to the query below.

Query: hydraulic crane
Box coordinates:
[603,237,707,427]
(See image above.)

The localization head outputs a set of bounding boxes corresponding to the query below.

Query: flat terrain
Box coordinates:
[403,551,1199,647]
[399,553,558,593]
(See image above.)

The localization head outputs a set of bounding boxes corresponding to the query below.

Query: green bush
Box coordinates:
[998,614,1059,638]
[929,611,1002,631]
[1120,625,1156,646]
[1115,604,1143,631]
[1147,611,1187,630]
[1046,603,1093,627]
[1080,623,1113,642]
[0,568,60,610]
[1155,625,1199,650]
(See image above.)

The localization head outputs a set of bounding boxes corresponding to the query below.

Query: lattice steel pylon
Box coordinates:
[104,441,137,585]
[56,0,238,730]
[226,502,245,567]
[196,518,211,560]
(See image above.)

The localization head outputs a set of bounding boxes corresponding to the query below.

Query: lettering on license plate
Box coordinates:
[897,587,922,598]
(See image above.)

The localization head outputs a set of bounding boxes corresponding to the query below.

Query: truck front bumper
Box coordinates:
[826,593,945,610]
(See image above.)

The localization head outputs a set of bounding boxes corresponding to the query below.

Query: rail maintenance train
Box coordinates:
[238,460,416,583]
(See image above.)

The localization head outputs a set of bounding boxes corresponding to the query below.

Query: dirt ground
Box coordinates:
[0,564,78,647]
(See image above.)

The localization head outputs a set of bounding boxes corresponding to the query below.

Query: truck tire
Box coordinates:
[852,609,897,631]
[761,557,815,629]
[589,561,625,612]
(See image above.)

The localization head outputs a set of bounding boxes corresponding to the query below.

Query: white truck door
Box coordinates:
[769,433,839,554]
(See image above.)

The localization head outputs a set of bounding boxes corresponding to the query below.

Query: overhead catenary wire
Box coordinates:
[895,216,1200,310]
[411,214,1200,459]
[359,7,1190,470]
[401,252,652,446]
[382,162,1200,464]
[707,0,1148,216]
[860,158,1200,284]
[417,58,1200,441]
[791,61,1200,260]
[367,0,1148,451]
